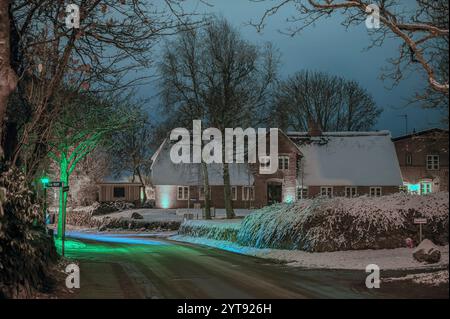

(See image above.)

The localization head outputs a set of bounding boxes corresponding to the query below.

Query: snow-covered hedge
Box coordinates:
[178,220,242,242]
[237,193,449,252]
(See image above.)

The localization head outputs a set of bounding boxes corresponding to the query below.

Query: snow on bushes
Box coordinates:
[178,193,448,252]
[178,219,242,242]
[237,193,449,252]
[0,168,58,298]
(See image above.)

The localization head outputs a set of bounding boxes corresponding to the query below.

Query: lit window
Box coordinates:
[278,156,289,170]
[297,187,308,199]
[177,186,189,200]
[199,186,211,200]
[399,185,408,193]
[231,186,237,201]
[345,187,358,198]
[370,187,382,197]
[242,186,254,201]
[420,182,432,195]
[320,187,333,197]
[426,155,439,170]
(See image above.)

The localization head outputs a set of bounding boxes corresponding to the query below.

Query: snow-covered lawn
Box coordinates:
[384,270,449,286]
[171,235,449,271]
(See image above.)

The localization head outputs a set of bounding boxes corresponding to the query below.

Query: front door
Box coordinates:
[267,183,282,205]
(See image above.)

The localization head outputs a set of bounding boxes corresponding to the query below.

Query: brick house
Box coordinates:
[150,127,403,209]
[392,128,449,194]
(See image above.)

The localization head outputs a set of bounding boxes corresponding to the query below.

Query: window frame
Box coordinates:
[198,186,211,200]
[426,154,439,170]
[320,187,333,197]
[345,186,358,198]
[278,155,290,170]
[231,186,238,201]
[406,153,412,166]
[420,182,433,195]
[177,186,189,200]
[242,186,255,201]
[297,186,308,200]
[370,187,382,197]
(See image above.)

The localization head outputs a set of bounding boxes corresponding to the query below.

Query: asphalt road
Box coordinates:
[59,232,448,299]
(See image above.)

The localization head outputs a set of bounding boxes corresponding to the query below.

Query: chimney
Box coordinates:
[308,118,322,137]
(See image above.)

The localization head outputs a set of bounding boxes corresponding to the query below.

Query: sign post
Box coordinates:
[414,218,427,243]
[47,181,66,256]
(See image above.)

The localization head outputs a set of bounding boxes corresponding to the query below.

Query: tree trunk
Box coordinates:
[222,162,235,219]
[136,166,147,203]
[0,0,18,158]
[201,161,211,219]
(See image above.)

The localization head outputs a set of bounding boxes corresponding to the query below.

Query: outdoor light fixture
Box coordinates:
[40,177,50,186]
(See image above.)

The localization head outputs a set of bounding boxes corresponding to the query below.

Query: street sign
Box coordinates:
[48,181,63,188]
[414,218,427,243]
[63,186,70,192]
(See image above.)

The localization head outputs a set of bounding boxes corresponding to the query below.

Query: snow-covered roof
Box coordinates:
[288,131,403,186]
[151,139,254,186]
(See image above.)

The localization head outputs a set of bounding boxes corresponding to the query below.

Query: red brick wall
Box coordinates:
[394,131,449,191]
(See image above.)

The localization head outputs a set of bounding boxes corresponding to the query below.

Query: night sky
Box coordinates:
[140,0,446,138]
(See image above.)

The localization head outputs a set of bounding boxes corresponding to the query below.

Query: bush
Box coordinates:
[91,201,135,216]
[0,168,58,298]
[237,193,449,252]
[178,220,241,242]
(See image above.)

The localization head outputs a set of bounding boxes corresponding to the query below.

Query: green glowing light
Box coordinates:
[40,177,50,185]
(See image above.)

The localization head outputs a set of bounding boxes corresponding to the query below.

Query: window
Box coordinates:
[199,186,211,200]
[370,187,382,197]
[420,182,432,195]
[113,186,125,198]
[406,153,412,166]
[231,186,238,201]
[278,156,289,170]
[177,186,189,200]
[242,186,254,201]
[320,187,333,197]
[345,187,358,198]
[399,185,408,193]
[426,155,439,170]
[297,187,308,199]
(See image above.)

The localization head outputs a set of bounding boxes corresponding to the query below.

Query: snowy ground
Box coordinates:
[94,208,252,222]
[171,235,449,271]
[383,270,449,286]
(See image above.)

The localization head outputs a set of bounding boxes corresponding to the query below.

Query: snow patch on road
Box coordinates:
[384,270,449,286]
[171,235,449,270]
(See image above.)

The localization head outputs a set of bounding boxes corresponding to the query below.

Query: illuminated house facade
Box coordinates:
[151,127,403,209]
[393,128,449,194]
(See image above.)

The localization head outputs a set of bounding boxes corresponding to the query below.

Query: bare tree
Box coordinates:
[159,17,278,218]
[0,0,18,159]
[3,0,204,174]
[271,71,381,132]
[251,0,449,109]
[109,103,153,202]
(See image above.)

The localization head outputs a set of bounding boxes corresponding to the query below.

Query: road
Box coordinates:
[59,232,448,299]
